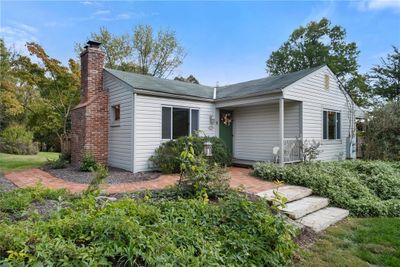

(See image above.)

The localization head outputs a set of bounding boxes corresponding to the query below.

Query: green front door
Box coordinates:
[219,110,233,155]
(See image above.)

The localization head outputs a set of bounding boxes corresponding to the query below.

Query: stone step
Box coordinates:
[256,185,312,203]
[282,196,329,219]
[296,207,349,232]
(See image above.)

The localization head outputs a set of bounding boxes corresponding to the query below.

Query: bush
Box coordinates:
[85,165,108,195]
[253,160,400,217]
[178,136,230,198]
[363,102,400,160]
[0,125,38,155]
[47,153,69,169]
[0,190,296,266]
[150,135,232,173]
[79,153,97,172]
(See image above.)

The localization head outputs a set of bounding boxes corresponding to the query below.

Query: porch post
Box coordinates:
[279,98,284,166]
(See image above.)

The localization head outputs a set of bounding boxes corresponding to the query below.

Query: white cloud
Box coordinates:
[116,13,131,20]
[0,23,38,54]
[94,9,111,16]
[355,0,400,12]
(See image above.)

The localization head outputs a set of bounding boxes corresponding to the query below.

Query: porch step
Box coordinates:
[296,207,349,232]
[256,185,312,203]
[282,196,329,219]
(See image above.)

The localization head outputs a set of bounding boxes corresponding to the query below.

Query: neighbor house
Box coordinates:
[71,41,363,172]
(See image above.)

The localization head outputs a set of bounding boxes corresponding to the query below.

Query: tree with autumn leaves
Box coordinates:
[0,39,80,150]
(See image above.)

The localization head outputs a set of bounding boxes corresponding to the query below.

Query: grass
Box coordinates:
[297,217,400,267]
[0,152,59,174]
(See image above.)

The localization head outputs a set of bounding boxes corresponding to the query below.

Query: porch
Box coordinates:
[216,95,303,165]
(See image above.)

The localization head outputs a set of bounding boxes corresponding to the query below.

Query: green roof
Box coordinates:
[105,68,214,99]
[216,65,325,99]
[105,65,325,100]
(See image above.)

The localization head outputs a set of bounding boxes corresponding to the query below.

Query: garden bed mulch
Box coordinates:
[42,165,161,184]
[0,175,17,191]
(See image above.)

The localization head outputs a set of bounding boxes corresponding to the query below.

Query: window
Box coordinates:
[162,107,199,139]
[323,110,341,140]
[112,105,120,122]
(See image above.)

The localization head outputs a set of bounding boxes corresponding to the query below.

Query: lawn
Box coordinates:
[297,217,400,267]
[0,152,59,174]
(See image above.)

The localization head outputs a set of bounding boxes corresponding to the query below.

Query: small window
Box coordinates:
[191,109,199,134]
[161,107,199,139]
[162,107,172,139]
[323,110,341,140]
[112,105,120,122]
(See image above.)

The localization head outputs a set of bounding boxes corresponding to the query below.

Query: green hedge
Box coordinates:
[150,136,232,173]
[0,190,296,266]
[0,125,38,155]
[253,160,400,217]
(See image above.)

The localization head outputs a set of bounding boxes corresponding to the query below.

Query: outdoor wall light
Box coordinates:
[209,115,216,125]
[203,141,213,157]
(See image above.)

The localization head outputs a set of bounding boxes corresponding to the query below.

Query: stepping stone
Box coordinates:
[256,185,312,203]
[296,207,349,232]
[282,196,329,219]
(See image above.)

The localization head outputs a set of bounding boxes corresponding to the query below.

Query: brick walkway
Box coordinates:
[4,167,275,194]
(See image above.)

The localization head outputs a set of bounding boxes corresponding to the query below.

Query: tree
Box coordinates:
[75,27,132,69]
[363,102,400,160]
[369,46,400,103]
[0,39,20,128]
[266,18,368,106]
[77,25,186,78]
[7,43,80,149]
[174,74,199,84]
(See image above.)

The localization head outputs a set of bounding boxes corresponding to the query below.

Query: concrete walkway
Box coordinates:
[4,167,276,194]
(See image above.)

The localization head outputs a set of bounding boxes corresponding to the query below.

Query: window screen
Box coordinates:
[191,109,199,134]
[172,108,189,139]
[162,107,172,139]
[336,113,341,139]
[328,111,336,139]
[323,110,341,140]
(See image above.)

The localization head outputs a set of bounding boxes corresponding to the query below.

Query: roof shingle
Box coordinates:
[104,65,325,100]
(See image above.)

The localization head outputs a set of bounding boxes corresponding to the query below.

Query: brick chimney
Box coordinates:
[71,41,108,166]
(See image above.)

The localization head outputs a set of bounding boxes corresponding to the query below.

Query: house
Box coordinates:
[71,41,363,172]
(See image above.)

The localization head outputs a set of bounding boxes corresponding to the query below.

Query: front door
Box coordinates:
[219,110,233,155]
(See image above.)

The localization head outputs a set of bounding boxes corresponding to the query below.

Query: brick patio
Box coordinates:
[4,167,276,194]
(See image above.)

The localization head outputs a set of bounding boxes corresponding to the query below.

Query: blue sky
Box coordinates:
[1,0,399,86]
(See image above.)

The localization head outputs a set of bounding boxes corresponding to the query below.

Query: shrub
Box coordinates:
[302,139,322,162]
[178,136,230,197]
[253,160,400,217]
[85,165,108,195]
[47,153,69,169]
[0,125,38,155]
[0,190,296,266]
[150,135,232,173]
[79,153,97,172]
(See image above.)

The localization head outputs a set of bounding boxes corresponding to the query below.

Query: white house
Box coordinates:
[71,41,363,173]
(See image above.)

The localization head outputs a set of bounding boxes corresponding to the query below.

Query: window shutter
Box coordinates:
[162,107,172,139]
[191,109,199,134]
[323,111,327,139]
[336,113,341,139]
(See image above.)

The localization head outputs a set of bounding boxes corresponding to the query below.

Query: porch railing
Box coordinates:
[283,138,302,163]
[273,138,302,163]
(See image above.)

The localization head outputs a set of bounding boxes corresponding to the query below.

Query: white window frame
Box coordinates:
[111,104,121,127]
[322,109,341,141]
[161,105,200,140]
